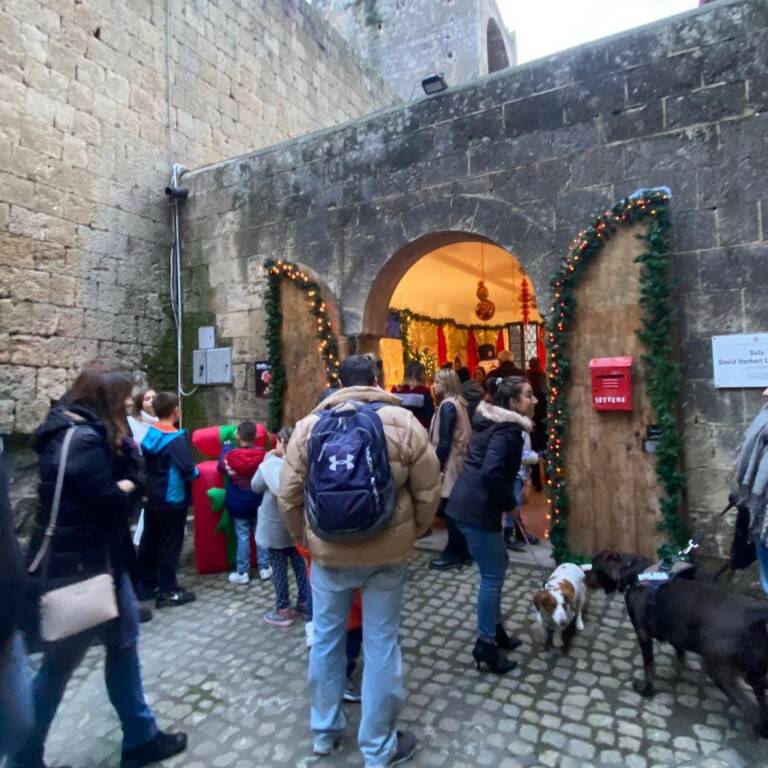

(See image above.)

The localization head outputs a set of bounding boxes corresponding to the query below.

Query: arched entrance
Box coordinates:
[362,232,545,385]
[361,232,551,549]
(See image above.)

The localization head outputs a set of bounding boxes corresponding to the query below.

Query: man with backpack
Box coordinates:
[279,355,441,767]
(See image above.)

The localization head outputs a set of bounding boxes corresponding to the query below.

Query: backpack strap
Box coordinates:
[28,425,79,578]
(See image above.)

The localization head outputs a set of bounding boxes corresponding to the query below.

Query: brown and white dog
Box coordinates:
[533,563,589,649]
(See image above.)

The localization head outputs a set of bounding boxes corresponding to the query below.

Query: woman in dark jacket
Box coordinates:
[12,368,186,768]
[446,376,536,675]
[0,457,33,760]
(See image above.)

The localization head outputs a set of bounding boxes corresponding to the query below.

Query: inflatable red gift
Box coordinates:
[191,424,273,574]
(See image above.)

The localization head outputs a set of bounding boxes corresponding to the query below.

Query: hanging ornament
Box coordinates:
[520,277,531,325]
[474,243,496,321]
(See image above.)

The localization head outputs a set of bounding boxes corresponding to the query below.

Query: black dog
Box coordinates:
[590,550,768,737]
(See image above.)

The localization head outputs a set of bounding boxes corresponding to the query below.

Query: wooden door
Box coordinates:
[279,277,338,427]
[563,224,665,558]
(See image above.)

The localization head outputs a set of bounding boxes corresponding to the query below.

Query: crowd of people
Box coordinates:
[5,350,764,767]
[0,351,552,767]
[0,349,553,767]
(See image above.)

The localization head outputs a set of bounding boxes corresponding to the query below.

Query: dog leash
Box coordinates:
[513,523,558,591]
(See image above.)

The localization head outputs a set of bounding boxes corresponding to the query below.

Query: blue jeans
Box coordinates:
[456,522,508,642]
[0,632,33,760]
[12,575,158,767]
[233,517,269,574]
[503,477,525,530]
[757,541,768,596]
[268,547,309,611]
[309,562,407,767]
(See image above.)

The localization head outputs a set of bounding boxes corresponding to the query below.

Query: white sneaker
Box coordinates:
[258,566,273,581]
[228,572,249,584]
[305,620,314,648]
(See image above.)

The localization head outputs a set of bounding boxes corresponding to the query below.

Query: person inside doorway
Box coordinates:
[428,370,473,572]
[391,361,434,430]
[488,350,523,379]
[526,357,547,493]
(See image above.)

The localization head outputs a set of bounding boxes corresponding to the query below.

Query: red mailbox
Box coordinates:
[590,357,633,411]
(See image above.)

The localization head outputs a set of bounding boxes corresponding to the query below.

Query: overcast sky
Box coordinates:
[498,0,699,63]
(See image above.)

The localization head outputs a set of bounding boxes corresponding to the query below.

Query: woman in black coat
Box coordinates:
[0,457,34,760]
[446,376,536,674]
[12,368,186,768]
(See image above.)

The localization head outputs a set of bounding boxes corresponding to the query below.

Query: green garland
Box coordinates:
[390,307,507,375]
[390,307,508,332]
[545,189,687,563]
[263,259,340,431]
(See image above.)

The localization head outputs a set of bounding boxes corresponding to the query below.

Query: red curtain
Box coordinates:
[536,324,547,366]
[436,325,448,366]
[466,330,479,373]
[496,329,505,354]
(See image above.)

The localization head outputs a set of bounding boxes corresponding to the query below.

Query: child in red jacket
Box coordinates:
[217,421,272,583]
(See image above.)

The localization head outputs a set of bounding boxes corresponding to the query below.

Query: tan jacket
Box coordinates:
[278,386,441,567]
[429,396,470,498]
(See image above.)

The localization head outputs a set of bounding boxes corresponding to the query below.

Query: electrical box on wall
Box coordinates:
[193,347,233,385]
[192,325,232,385]
[590,357,633,411]
[198,326,215,349]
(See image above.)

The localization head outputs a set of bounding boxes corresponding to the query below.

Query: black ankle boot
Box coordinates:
[121,731,188,768]
[495,623,522,651]
[472,639,517,675]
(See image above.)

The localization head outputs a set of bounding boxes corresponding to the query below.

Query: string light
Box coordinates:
[544,189,677,563]
[263,259,341,401]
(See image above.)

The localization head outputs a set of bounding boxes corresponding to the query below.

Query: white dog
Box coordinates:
[533,563,590,649]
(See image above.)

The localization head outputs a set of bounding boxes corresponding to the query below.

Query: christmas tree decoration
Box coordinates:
[263,259,341,431]
[407,346,438,378]
[545,189,685,563]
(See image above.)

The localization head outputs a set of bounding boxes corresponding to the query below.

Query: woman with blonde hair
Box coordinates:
[428,368,472,571]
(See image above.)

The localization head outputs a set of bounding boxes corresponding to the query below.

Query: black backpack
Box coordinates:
[305,401,395,541]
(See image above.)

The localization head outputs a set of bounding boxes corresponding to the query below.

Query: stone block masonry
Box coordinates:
[0,0,394,439]
[181,0,768,557]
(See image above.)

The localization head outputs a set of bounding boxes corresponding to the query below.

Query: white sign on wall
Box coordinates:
[712,333,768,388]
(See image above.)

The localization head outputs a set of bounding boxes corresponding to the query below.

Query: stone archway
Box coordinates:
[362,231,499,336]
[359,230,545,387]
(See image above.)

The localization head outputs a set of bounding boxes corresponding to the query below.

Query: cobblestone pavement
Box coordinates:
[42,552,765,768]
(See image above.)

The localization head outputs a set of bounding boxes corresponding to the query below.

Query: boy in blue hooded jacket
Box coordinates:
[137,392,199,608]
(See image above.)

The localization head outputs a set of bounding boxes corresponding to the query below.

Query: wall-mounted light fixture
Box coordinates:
[421,74,448,95]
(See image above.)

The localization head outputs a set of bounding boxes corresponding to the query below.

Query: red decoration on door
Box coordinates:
[466,330,479,373]
[496,329,505,354]
[436,325,448,367]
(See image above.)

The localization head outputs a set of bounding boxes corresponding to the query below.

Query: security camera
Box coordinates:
[165,185,190,199]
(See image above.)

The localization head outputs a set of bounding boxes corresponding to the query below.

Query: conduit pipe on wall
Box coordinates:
[166,163,192,425]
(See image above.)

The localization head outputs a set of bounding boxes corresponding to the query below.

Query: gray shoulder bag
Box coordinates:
[29,425,119,643]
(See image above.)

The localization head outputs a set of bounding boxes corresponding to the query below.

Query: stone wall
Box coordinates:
[181,0,768,556]
[316,0,516,100]
[0,0,392,440]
